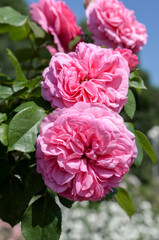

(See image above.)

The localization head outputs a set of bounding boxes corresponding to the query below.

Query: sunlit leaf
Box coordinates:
[135,130,158,165]
[124,89,136,119]
[8,106,45,152]
[7,49,27,82]
[114,187,136,218]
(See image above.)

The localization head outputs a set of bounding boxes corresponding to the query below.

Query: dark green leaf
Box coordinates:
[15,48,33,62]
[0,169,44,226]
[8,106,45,152]
[7,49,27,82]
[58,196,74,208]
[0,85,13,98]
[129,71,147,89]
[22,193,62,240]
[0,124,8,146]
[105,188,118,200]
[0,24,9,33]
[29,21,45,38]
[0,113,7,123]
[114,187,136,218]
[0,158,11,185]
[124,89,136,119]
[0,7,27,27]
[135,130,158,165]
[0,74,13,85]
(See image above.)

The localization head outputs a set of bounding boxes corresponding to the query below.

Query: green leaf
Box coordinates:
[69,36,81,50]
[0,24,9,33]
[124,89,136,119]
[29,21,45,38]
[0,169,44,226]
[58,196,74,208]
[9,21,30,41]
[0,124,8,146]
[114,187,136,218]
[0,7,27,27]
[23,76,43,89]
[22,193,62,240]
[134,134,143,167]
[135,130,158,165]
[0,87,28,104]
[8,106,45,152]
[7,49,27,82]
[129,71,147,89]
[0,113,7,123]
[124,123,143,167]
[0,85,13,98]
[105,188,118,200]
[14,101,38,113]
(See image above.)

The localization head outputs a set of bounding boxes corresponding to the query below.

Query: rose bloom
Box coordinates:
[30,0,82,52]
[36,102,137,201]
[42,42,138,112]
[86,0,147,53]
[115,48,139,72]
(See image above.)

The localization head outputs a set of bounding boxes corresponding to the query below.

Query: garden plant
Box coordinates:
[0,0,158,239]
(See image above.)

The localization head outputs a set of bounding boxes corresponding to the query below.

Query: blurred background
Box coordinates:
[0,0,159,240]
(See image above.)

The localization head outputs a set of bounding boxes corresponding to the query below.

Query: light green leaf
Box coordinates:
[114,187,136,218]
[0,7,27,27]
[7,49,27,82]
[22,193,62,240]
[0,85,13,98]
[14,101,38,113]
[124,89,136,119]
[0,124,8,146]
[29,21,45,38]
[0,113,7,123]
[69,36,81,50]
[0,87,28,104]
[135,130,158,165]
[129,71,147,89]
[9,21,30,41]
[23,76,43,89]
[125,123,143,167]
[8,106,45,152]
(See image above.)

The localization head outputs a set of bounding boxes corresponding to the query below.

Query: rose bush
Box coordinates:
[30,0,82,52]
[86,0,147,52]
[42,42,139,112]
[0,1,157,239]
[36,102,137,201]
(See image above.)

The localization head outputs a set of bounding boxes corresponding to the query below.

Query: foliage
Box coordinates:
[0,2,157,240]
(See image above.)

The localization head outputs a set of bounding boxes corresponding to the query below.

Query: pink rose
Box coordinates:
[86,0,147,53]
[42,42,130,113]
[30,0,82,52]
[36,102,137,201]
[115,48,139,71]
